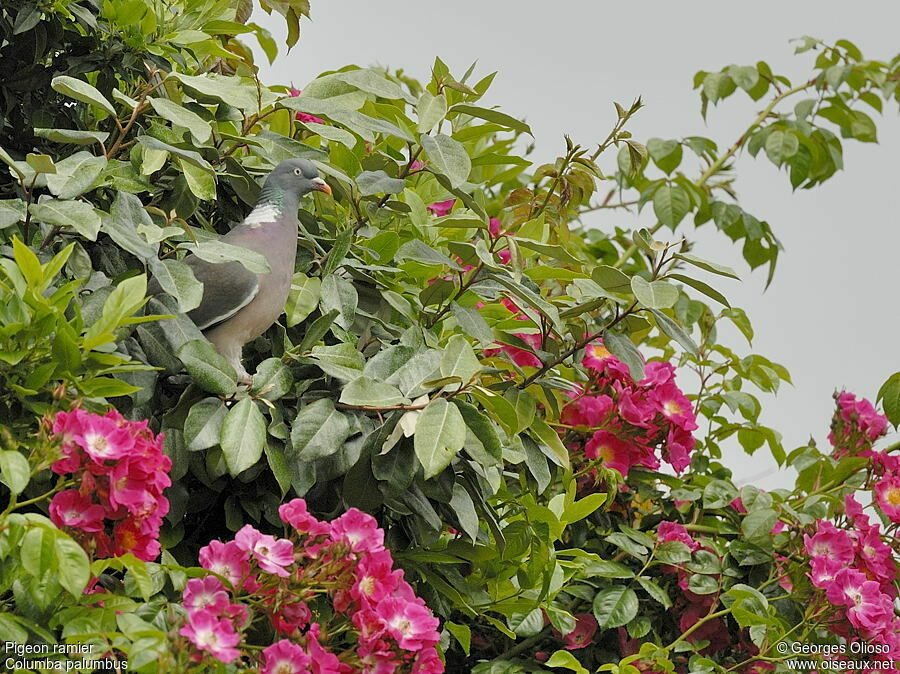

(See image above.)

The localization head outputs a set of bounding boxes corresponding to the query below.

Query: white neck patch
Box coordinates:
[244,203,281,228]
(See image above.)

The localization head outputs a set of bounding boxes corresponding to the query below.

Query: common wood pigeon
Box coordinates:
[149,158,331,384]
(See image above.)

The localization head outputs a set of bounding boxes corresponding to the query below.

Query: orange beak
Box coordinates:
[311,177,332,195]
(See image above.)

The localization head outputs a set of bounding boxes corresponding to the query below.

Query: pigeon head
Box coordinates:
[265,159,332,197]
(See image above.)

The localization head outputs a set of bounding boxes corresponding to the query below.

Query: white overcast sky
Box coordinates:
[252,2,899,489]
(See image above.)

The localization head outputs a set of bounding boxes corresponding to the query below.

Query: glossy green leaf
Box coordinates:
[29,200,101,240]
[593,586,639,628]
[0,450,30,496]
[184,398,227,451]
[51,75,116,115]
[290,399,351,461]
[420,133,471,188]
[631,276,679,309]
[339,376,410,406]
[149,259,202,313]
[286,273,322,327]
[220,398,266,476]
[414,398,466,479]
[149,97,212,144]
[177,339,238,395]
[451,104,533,136]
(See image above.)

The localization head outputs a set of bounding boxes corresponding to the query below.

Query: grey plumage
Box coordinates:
[149,158,331,384]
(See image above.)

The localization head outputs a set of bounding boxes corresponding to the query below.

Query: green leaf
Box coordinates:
[136,136,213,172]
[545,650,589,674]
[0,199,27,229]
[515,238,582,265]
[764,130,799,165]
[491,274,562,330]
[453,399,502,464]
[251,358,293,401]
[54,533,90,596]
[34,128,110,145]
[264,442,292,497]
[83,273,148,349]
[631,276,679,309]
[523,435,551,492]
[877,372,900,428]
[420,133,471,188]
[637,576,671,609]
[286,273,322,327]
[319,275,357,330]
[646,138,683,175]
[149,97,212,144]
[169,72,260,111]
[298,309,339,352]
[339,376,410,406]
[450,302,493,346]
[357,170,406,196]
[21,527,55,578]
[51,75,116,115]
[26,153,56,174]
[396,239,460,268]
[741,508,778,545]
[673,253,739,279]
[450,483,479,541]
[177,340,237,395]
[728,65,759,91]
[583,559,635,578]
[29,200,101,240]
[149,259,202,313]
[45,152,106,199]
[310,343,366,381]
[184,398,227,451]
[668,273,730,308]
[653,184,691,228]
[300,121,357,149]
[703,479,739,509]
[180,158,217,201]
[592,265,632,294]
[0,451,30,496]
[603,331,645,381]
[592,586,639,628]
[508,608,544,637]
[336,68,412,102]
[445,621,471,655]
[290,399,351,461]
[440,335,481,384]
[529,416,570,469]
[119,553,154,601]
[649,309,698,355]
[105,191,157,260]
[414,398,466,479]
[562,493,607,524]
[416,91,448,133]
[220,398,267,476]
[688,573,719,595]
[451,104,533,136]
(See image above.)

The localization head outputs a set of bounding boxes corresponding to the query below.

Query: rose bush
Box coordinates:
[0,1,898,672]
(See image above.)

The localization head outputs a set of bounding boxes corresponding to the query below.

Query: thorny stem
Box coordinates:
[334,402,428,412]
[105,70,167,159]
[493,627,552,662]
[696,78,817,188]
[517,300,638,388]
[611,79,814,271]
[424,262,484,329]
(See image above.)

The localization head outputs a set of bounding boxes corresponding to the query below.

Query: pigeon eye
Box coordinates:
[293,168,302,176]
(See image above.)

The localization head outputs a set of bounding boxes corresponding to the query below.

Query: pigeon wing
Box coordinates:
[183,256,259,331]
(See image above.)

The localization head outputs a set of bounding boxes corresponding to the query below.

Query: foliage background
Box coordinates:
[250,0,900,490]
[0,0,898,672]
